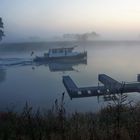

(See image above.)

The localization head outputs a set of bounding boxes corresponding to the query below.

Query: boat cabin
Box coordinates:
[48,47,77,57]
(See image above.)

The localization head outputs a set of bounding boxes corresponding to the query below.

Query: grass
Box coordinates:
[0,93,140,140]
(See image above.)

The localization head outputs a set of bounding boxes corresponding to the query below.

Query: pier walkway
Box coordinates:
[63,74,140,99]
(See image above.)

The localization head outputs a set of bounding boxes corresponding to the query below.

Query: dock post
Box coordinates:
[137,74,140,82]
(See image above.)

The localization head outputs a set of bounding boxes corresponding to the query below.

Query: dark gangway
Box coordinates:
[63,74,140,99]
[98,74,121,88]
[63,76,78,91]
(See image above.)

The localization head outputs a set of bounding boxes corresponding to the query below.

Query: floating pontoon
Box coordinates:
[63,74,140,99]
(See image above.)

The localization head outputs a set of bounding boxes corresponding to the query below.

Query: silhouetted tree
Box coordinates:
[0,17,4,41]
[63,31,99,41]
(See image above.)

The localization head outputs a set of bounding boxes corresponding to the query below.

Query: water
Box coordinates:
[0,41,140,112]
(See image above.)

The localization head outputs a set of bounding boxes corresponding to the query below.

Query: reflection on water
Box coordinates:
[0,57,87,73]
[0,41,140,112]
[34,58,87,72]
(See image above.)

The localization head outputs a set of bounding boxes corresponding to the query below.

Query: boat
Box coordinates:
[33,46,87,62]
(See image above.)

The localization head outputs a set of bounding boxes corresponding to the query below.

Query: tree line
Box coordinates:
[0,17,4,41]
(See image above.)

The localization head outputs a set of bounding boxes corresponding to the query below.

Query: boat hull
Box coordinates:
[34,52,87,62]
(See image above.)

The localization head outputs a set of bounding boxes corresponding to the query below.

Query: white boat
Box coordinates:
[34,46,87,62]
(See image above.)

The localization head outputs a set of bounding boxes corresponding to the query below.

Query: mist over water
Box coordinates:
[1,0,140,42]
[0,41,140,112]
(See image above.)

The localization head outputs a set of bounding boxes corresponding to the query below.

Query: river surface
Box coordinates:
[0,41,140,112]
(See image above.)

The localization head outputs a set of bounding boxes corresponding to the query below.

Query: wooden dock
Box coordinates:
[63,74,140,99]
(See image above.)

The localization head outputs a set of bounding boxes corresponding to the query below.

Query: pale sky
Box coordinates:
[1,0,140,42]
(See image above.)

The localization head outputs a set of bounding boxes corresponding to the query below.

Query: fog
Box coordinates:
[1,0,140,42]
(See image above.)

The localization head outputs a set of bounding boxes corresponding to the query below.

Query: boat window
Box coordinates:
[49,49,51,53]
[52,49,57,53]
[68,48,72,52]
[59,49,63,53]
[50,48,74,54]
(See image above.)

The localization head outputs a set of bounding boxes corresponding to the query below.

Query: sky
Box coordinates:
[1,0,140,42]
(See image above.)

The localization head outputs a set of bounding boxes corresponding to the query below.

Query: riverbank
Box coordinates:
[0,94,140,140]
